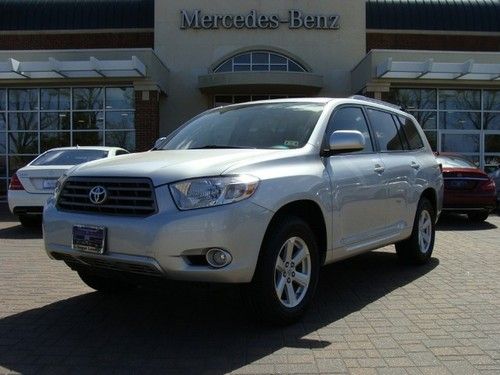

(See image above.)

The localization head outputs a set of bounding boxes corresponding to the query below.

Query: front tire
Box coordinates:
[246,216,320,325]
[467,211,489,222]
[396,198,435,265]
[77,270,134,293]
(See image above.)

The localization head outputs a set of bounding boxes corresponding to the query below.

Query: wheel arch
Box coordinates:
[421,187,437,219]
[260,200,328,266]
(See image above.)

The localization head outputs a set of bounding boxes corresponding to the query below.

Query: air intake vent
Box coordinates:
[57,177,157,216]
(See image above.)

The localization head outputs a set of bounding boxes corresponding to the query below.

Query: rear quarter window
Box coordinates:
[397,116,425,150]
[366,108,404,151]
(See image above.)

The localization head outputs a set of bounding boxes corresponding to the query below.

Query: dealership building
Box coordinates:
[0,0,499,199]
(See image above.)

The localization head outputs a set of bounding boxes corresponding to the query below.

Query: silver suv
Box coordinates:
[43,97,443,324]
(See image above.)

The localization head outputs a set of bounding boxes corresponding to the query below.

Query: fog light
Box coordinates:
[206,248,232,268]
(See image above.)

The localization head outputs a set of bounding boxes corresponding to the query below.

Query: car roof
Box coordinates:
[42,146,126,152]
[218,97,410,117]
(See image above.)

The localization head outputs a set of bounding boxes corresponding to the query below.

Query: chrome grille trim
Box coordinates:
[57,176,157,216]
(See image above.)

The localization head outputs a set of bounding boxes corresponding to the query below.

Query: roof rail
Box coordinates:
[349,95,403,111]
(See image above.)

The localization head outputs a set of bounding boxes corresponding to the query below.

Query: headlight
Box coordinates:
[169,175,260,210]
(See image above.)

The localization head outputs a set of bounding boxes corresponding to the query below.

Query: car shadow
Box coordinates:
[437,213,498,231]
[0,251,438,374]
[0,223,42,240]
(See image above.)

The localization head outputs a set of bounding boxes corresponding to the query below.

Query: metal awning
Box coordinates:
[0,56,146,79]
[377,58,500,81]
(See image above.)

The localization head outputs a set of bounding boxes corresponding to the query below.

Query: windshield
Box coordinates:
[159,102,325,150]
[31,149,109,166]
[436,155,477,169]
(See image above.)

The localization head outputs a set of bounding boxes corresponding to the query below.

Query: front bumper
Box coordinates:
[8,190,52,215]
[43,186,274,283]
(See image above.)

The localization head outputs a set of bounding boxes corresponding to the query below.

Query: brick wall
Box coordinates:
[367,32,500,53]
[0,31,153,50]
[135,90,160,152]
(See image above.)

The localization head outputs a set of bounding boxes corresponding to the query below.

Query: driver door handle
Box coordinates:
[374,164,385,174]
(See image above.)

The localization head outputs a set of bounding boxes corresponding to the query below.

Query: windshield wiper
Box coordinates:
[190,145,256,149]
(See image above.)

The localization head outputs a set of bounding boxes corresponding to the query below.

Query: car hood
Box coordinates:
[69,149,286,186]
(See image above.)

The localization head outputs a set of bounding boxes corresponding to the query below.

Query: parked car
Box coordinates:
[436,153,496,222]
[488,168,500,207]
[8,146,129,227]
[43,98,443,324]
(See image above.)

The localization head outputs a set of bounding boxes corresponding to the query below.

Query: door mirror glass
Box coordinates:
[152,137,166,149]
[329,130,365,153]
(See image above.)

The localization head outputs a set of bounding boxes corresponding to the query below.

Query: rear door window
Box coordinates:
[326,107,374,153]
[366,108,404,151]
[397,116,425,150]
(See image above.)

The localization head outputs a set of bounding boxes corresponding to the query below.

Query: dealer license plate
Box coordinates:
[72,225,106,254]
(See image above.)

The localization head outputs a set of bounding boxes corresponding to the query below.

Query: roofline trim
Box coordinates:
[367,29,500,37]
[0,28,154,35]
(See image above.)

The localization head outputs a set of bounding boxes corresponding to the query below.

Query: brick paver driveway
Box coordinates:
[0,204,499,375]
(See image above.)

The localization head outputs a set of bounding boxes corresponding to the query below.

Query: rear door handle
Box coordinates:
[411,162,421,170]
[374,164,385,174]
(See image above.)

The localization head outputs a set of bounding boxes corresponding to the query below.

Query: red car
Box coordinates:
[436,153,496,222]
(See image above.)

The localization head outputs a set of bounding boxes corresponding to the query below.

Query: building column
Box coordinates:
[364,82,391,100]
[134,86,160,152]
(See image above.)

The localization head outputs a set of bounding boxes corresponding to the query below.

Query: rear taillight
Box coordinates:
[8,173,25,190]
[478,178,496,192]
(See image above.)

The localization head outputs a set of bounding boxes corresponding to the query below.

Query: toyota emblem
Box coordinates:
[89,186,108,205]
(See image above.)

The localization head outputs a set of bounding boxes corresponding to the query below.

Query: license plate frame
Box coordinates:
[72,225,106,254]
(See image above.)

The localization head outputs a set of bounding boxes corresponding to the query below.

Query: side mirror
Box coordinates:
[152,137,166,150]
[329,130,365,153]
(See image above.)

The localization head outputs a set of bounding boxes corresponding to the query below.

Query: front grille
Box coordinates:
[57,177,157,216]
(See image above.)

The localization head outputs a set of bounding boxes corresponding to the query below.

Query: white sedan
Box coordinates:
[8,146,129,226]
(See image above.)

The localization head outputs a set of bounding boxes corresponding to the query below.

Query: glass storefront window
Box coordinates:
[441,134,480,153]
[0,113,5,131]
[40,88,70,110]
[106,111,135,130]
[484,90,500,111]
[408,111,437,130]
[8,89,38,111]
[41,132,71,152]
[484,113,500,131]
[388,89,436,110]
[424,131,437,150]
[0,132,5,154]
[439,112,481,130]
[0,89,5,111]
[485,135,500,153]
[73,131,103,146]
[214,51,306,73]
[8,132,39,154]
[439,90,480,111]
[8,155,36,176]
[8,112,38,131]
[105,87,134,110]
[73,111,104,130]
[41,112,70,131]
[73,88,103,110]
[105,131,135,150]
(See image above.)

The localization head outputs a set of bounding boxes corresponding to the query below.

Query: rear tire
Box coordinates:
[396,198,435,265]
[467,211,489,222]
[18,214,41,228]
[245,216,320,325]
[77,270,134,293]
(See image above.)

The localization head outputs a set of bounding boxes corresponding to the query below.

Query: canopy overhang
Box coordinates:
[377,58,500,81]
[198,71,324,94]
[0,56,146,80]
